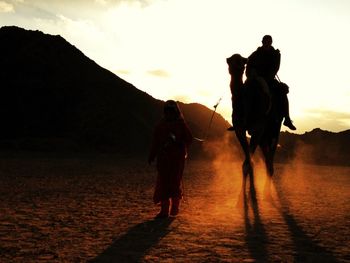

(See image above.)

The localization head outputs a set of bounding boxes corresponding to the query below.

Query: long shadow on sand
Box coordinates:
[238,172,269,263]
[272,179,339,262]
[90,218,174,262]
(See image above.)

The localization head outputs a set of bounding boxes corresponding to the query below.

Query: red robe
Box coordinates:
[149,118,193,204]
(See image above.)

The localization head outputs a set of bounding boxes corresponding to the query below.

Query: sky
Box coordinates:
[1,0,350,133]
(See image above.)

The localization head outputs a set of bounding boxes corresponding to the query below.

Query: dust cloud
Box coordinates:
[184,132,275,226]
[202,132,272,197]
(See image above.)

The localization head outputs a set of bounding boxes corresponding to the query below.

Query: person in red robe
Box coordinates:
[148,100,193,218]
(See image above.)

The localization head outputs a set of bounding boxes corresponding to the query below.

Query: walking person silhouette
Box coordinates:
[148,100,193,218]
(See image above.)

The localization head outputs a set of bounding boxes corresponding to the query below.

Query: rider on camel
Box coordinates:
[246,35,296,131]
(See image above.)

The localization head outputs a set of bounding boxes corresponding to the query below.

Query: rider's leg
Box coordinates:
[282,93,296,130]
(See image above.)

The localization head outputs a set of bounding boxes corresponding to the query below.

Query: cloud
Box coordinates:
[114,69,131,75]
[89,0,156,8]
[6,0,60,21]
[109,0,154,7]
[0,1,14,13]
[146,69,170,78]
[95,0,108,5]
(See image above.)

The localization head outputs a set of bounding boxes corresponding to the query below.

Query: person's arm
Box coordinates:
[272,49,281,76]
[182,120,193,147]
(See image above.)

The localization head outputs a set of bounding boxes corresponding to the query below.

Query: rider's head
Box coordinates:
[262,35,273,48]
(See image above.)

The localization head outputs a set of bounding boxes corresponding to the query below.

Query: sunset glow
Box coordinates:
[1,0,350,133]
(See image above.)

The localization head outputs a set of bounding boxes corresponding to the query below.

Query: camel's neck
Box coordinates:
[230,72,244,97]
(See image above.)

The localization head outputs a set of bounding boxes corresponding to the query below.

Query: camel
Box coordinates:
[226,54,284,199]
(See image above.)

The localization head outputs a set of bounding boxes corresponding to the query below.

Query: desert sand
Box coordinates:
[0,151,349,262]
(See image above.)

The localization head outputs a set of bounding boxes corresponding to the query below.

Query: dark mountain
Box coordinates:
[1,26,349,165]
[278,128,350,166]
[0,26,229,154]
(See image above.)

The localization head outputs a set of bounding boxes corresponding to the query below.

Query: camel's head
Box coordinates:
[226,54,247,75]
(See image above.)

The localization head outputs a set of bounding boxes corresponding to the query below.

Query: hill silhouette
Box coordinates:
[0,26,349,165]
[278,128,350,166]
[0,26,229,154]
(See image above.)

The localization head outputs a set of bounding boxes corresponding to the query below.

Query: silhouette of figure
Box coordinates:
[148,100,193,218]
[246,35,296,130]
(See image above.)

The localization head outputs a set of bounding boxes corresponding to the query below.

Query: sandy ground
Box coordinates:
[0,152,349,262]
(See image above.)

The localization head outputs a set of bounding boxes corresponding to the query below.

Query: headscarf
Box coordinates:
[163,100,184,120]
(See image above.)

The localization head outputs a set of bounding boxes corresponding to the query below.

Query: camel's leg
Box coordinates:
[261,141,277,199]
[249,121,265,155]
[264,153,273,199]
[234,127,252,177]
[248,165,257,204]
[235,127,252,207]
